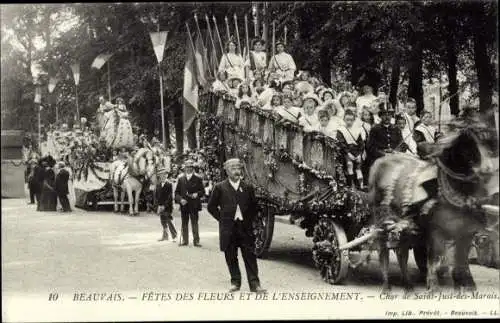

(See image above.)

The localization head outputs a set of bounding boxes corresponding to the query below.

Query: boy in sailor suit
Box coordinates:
[337,110,367,189]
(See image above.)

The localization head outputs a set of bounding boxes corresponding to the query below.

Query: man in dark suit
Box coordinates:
[26,159,38,204]
[207,158,266,293]
[174,159,205,247]
[32,161,45,211]
[365,107,405,170]
[55,161,72,212]
[156,167,177,242]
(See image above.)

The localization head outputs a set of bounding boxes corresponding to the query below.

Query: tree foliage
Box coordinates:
[1,1,498,137]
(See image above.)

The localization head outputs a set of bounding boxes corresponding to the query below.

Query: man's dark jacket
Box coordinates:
[31,164,45,192]
[207,179,257,251]
[174,174,205,213]
[156,181,173,214]
[55,168,70,195]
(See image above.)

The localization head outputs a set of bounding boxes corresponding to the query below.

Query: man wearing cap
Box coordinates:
[207,158,266,293]
[365,107,404,172]
[174,159,205,247]
[55,161,72,212]
[268,41,296,82]
[156,167,177,242]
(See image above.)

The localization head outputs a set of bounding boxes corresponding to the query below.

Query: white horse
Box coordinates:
[109,149,157,215]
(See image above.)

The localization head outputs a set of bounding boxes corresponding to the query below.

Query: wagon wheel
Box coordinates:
[312,217,350,284]
[253,203,275,259]
[86,192,99,211]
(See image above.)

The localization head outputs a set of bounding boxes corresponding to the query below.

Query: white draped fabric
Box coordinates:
[415,124,437,143]
[268,52,296,81]
[274,106,302,122]
[218,53,245,80]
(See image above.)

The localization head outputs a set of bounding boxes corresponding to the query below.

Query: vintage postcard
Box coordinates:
[1,1,499,321]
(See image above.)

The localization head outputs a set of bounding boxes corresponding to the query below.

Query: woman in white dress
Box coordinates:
[218,40,245,81]
[100,97,135,149]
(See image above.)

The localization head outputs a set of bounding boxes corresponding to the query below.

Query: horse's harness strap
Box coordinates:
[434,157,479,182]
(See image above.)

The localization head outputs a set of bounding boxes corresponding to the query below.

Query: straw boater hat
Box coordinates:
[224,158,242,168]
[302,93,321,107]
[157,167,169,177]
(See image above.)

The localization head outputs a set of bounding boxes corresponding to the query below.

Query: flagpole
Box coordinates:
[212,16,225,58]
[252,3,258,37]
[234,14,242,56]
[205,14,218,72]
[159,64,166,148]
[224,16,231,42]
[272,20,275,58]
[185,23,199,81]
[107,61,112,101]
[245,15,250,80]
[38,105,41,151]
[76,84,80,124]
[194,13,213,78]
[284,25,287,46]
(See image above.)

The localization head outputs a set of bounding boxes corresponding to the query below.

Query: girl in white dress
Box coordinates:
[101,97,134,149]
[274,95,302,123]
[298,93,321,131]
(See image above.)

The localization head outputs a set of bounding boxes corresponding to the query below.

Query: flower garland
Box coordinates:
[202,92,368,227]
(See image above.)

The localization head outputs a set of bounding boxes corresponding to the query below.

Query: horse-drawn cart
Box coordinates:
[199,93,390,284]
[73,160,152,212]
[200,92,499,286]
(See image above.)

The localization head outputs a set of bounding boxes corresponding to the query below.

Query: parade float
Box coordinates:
[198,87,500,284]
[200,91,373,284]
[39,106,168,212]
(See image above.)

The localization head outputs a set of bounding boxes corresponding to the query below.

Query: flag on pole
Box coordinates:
[34,87,42,104]
[71,63,80,86]
[194,32,208,89]
[183,37,199,133]
[91,53,113,70]
[149,31,169,63]
[48,77,59,93]
[205,28,218,77]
